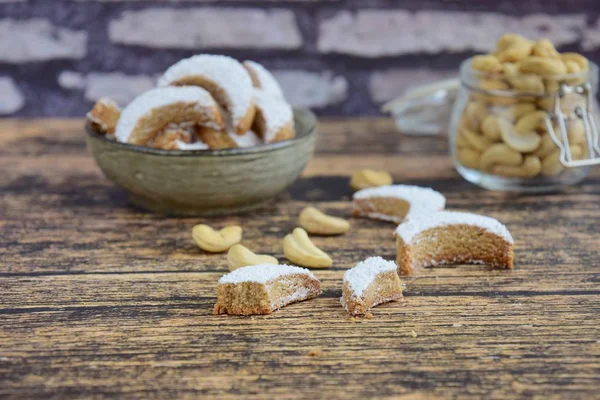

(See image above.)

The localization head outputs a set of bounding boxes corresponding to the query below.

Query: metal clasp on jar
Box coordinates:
[545,83,600,167]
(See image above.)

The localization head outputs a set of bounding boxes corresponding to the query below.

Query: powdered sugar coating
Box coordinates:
[158,54,253,128]
[244,60,285,98]
[115,86,216,143]
[353,185,446,219]
[271,286,310,309]
[254,88,293,143]
[175,140,209,150]
[219,264,316,285]
[395,211,514,244]
[343,257,397,297]
[228,130,262,148]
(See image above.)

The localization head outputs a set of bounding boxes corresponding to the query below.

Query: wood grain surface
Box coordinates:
[1,118,599,399]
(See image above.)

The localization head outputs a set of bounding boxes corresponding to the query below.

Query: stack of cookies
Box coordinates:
[87,55,295,151]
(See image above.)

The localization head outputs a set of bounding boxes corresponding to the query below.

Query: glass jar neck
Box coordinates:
[459,57,599,97]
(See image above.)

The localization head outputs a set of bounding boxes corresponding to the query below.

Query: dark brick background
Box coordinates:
[1,0,599,117]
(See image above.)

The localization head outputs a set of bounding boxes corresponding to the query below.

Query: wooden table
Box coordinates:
[1,118,599,399]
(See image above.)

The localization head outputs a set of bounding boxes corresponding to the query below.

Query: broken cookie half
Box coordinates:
[214,264,322,316]
[395,211,514,276]
[341,256,403,316]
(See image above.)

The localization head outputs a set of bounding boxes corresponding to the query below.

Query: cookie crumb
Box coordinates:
[409,330,418,338]
[452,323,463,328]
[308,348,322,357]
[365,312,374,319]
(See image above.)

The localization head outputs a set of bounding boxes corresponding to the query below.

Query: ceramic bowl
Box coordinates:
[85,108,317,216]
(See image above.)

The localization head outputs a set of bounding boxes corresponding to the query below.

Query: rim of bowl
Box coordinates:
[85,107,317,157]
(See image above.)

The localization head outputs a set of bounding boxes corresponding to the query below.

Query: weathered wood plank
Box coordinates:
[1,119,599,399]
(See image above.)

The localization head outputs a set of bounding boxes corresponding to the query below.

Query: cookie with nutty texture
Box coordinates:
[252,88,295,144]
[352,185,446,224]
[87,98,121,135]
[395,211,514,276]
[158,54,255,135]
[214,264,322,316]
[114,86,223,146]
[341,257,403,316]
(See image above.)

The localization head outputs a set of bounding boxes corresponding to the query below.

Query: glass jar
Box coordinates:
[449,58,600,192]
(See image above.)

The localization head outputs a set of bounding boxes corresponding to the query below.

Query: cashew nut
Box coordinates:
[192,225,242,253]
[515,110,548,134]
[464,101,489,131]
[541,149,564,176]
[283,228,332,268]
[572,144,585,160]
[480,143,523,172]
[471,55,502,73]
[227,244,278,271]
[478,80,517,105]
[509,75,545,93]
[564,60,585,85]
[498,118,541,152]
[544,79,560,93]
[495,34,533,62]
[510,103,537,120]
[457,148,481,170]
[480,79,510,91]
[519,56,567,76]
[299,207,350,236]
[496,34,524,52]
[567,119,586,144]
[481,115,502,141]
[462,128,492,151]
[532,39,560,59]
[493,155,542,178]
[533,133,557,159]
[560,53,588,71]
[564,60,581,74]
[541,145,583,176]
[501,62,519,77]
[350,169,393,191]
[575,143,589,160]
[456,130,469,148]
[537,97,554,112]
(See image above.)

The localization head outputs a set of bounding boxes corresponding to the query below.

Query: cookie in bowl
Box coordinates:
[86,54,296,151]
[84,54,315,216]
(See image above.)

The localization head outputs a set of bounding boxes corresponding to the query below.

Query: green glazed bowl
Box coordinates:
[85,108,317,216]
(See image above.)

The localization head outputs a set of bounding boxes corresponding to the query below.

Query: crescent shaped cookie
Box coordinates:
[87,98,121,135]
[214,264,322,315]
[352,185,446,224]
[115,86,223,146]
[243,60,285,98]
[158,54,255,135]
[395,211,514,276]
[252,89,295,144]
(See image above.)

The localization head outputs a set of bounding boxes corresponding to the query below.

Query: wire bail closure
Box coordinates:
[545,83,600,167]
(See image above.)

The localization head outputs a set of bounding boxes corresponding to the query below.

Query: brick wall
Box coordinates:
[1,0,600,117]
